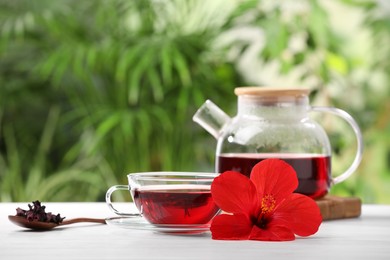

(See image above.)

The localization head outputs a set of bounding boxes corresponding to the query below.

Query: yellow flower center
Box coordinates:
[261,194,276,215]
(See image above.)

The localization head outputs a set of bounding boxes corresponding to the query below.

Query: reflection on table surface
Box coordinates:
[1,203,390,260]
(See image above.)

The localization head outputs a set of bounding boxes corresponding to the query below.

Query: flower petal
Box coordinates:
[249,223,295,241]
[273,193,322,237]
[210,214,253,240]
[250,159,298,205]
[211,171,259,215]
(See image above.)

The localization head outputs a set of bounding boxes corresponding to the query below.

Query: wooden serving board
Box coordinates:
[315,196,362,220]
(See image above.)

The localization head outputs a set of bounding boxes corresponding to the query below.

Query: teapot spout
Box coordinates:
[192,100,231,139]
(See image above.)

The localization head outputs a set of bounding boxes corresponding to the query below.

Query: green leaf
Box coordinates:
[160,42,173,85]
[119,110,135,142]
[261,17,289,58]
[172,47,192,87]
[308,0,329,48]
[151,106,173,133]
[96,112,122,139]
[148,67,164,102]
[115,44,144,83]
[326,51,349,75]
[127,44,156,104]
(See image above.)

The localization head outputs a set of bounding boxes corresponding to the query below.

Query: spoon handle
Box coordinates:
[61,218,106,225]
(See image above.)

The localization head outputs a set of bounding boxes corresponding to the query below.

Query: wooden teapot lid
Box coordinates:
[234,87,311,97]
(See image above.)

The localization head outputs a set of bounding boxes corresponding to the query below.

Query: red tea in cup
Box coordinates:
[106,172,220,225]
[132,185,219,225]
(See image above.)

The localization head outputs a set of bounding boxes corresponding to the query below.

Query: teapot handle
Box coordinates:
[310,106,364,185]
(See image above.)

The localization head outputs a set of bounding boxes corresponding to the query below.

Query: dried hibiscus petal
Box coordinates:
[15,200,65,224]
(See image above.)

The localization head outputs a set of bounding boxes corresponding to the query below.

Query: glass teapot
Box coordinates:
[193,87,363,199]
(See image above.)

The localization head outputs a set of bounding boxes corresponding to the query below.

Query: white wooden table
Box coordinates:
[1,202,390,259]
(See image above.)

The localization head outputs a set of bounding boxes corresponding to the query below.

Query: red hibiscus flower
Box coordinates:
[210,159,322,241]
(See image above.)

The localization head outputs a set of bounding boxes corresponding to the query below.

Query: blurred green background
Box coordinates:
[0,0,389,203]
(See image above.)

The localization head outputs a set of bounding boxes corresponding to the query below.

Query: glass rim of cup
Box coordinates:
[127,171,219,182]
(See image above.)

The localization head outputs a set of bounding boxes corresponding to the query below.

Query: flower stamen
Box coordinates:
[261,194,276,215]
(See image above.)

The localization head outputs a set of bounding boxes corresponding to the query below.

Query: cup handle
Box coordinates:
[311,106,364,185]
[105,185,140,217]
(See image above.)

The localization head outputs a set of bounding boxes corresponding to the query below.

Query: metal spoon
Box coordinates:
[8,215,106,231]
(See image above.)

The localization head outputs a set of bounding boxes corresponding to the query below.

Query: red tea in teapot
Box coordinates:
[217,153,331,199]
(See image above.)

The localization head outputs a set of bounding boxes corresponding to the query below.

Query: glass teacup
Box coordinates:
[106,172,220,225]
